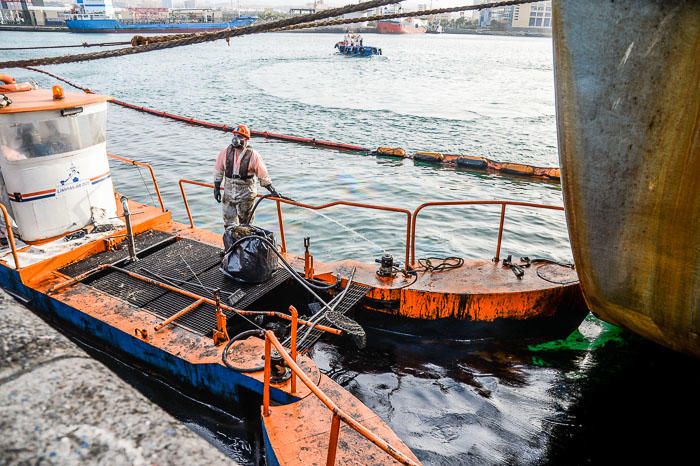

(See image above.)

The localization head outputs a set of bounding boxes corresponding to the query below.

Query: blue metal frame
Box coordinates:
[261,421,281,466]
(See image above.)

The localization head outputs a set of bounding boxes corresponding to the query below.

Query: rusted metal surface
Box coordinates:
[553,0,700,357]
[317,258,582,322]
[262,331,420,466]
[18,199,171,286]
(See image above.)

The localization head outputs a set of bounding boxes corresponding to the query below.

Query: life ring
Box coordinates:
[0,82,33,93]
[0,73,16,84]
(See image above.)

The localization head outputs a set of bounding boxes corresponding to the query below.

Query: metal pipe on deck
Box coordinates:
[120,196,138,262]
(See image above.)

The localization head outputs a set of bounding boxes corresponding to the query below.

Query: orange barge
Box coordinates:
[0,85,420,465]
[1,85,586,463]
[178,179,588,341]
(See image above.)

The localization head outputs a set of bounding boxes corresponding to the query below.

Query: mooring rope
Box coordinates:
[0,41,130,51]
[276,0,537,32]
[1,0,539,68]
[0,0,403,68]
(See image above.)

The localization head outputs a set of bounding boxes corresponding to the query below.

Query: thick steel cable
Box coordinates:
[24,66,94,92]
[0,0,402,68]
[276,0,538,32]
[1,0,538,68]
[0,41,130,51]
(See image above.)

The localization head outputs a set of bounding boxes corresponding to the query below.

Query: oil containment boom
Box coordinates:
[552,0,700,357]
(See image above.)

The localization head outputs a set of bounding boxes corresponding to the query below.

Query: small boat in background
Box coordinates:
[334,42,382,57]
[335,33,382,57]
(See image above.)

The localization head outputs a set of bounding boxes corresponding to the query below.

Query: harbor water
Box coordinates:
[2,30,699,464]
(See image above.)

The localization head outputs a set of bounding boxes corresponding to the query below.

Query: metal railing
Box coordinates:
[178,179,412,266]
[410,200,565,264]
[177,178,565,269]
[108,153,166,212]
[262,326,418,466]
[0,202,20,270]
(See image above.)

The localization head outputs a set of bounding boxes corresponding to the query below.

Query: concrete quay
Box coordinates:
[0,289,238,466]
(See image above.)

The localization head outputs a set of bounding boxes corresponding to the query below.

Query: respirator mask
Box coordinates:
[231,135,246,149]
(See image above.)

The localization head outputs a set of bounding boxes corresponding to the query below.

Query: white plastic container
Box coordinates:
[0,101,116,241]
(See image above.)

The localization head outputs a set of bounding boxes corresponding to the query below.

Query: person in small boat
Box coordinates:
[213,124,279,228]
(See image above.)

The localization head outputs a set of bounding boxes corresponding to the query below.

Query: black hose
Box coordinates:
[222,329,266,372]
[306,277,340,290]
[245,192,295,225]
[224,232,338,291]
[413,257,464,273]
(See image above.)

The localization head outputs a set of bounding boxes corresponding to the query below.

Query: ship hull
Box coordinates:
[376,20,426,34]
[65,17,256,33]
[552,0,700,357]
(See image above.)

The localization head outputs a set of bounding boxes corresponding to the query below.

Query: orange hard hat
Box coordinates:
[232,124,251,140]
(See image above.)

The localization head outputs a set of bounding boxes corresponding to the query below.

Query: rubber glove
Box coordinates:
[214,180,222,203]
[265,185,281,198]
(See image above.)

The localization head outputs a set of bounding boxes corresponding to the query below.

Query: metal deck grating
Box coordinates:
[60,230,173,277]
[73,236,293,336]
[90,273,167,308]
[235,269,291,310]
[124,239,221,281]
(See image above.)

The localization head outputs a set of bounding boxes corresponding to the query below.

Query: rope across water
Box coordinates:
[1,0,539,68]
[0,0,402,67]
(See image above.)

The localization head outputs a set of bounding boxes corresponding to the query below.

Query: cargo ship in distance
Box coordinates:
[65,0,256,33]
[376,18,427,34]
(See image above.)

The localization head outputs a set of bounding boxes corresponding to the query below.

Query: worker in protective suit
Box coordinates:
[213,124,279,228]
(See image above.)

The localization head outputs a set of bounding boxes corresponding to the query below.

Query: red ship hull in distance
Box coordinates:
[376,19,427,34]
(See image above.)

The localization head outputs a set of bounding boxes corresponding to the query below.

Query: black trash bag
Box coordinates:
[221,225,278,284]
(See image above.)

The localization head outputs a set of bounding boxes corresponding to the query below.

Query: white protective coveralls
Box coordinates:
[213,143,272,228]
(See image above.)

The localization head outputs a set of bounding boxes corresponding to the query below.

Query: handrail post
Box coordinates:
[326,413,341,466]
[265,331,418,466]
[0,203,20,270]
[107,153,165,212]
[276,200,287,254]
[290,305,298,394]
[263,332,272,417]
[495,203,507,262]
[178,180,196,228]
[142,163,165,212]
[404,212,411,269]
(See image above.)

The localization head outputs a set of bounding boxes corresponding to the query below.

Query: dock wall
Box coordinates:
[0,289,238,466]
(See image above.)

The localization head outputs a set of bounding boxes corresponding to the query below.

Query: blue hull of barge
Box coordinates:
[334,44,382,57]
[0,266,297,407]
[65,17,256,33]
